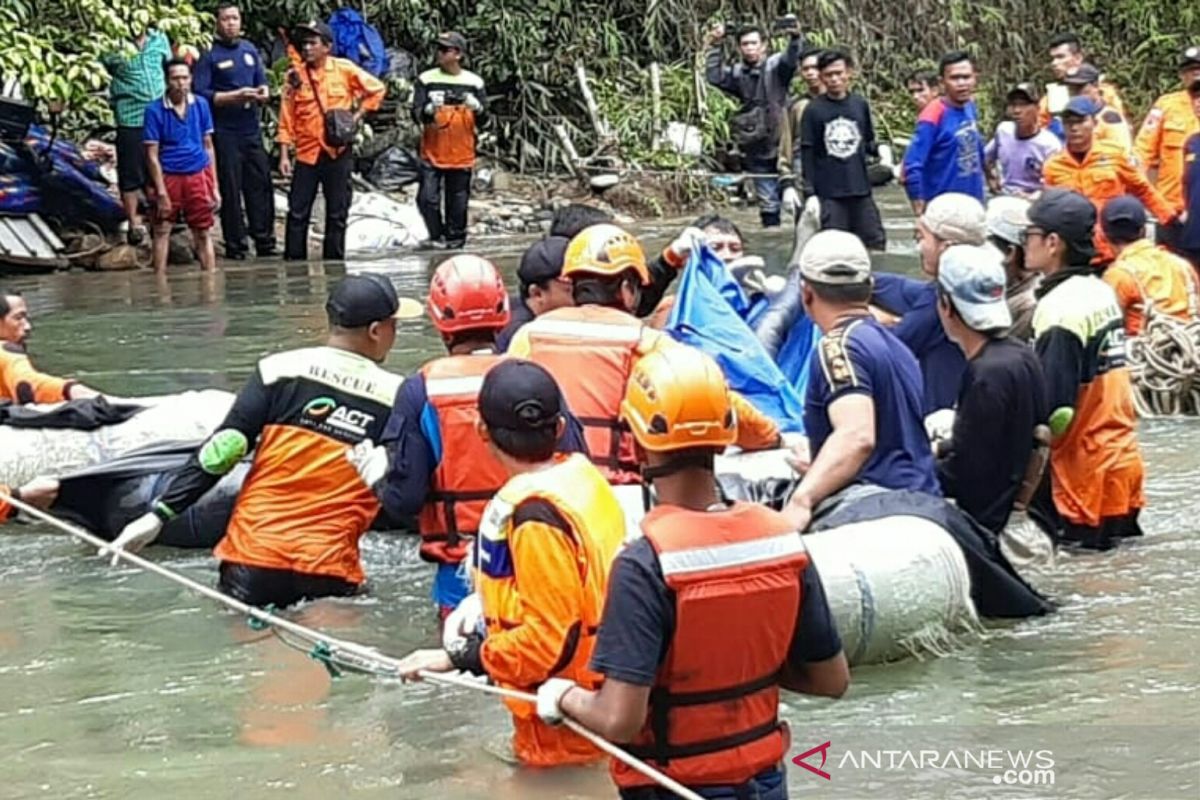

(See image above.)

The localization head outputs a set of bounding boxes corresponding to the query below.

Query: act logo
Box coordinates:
[793,741,833,780]
[303,397,337,418]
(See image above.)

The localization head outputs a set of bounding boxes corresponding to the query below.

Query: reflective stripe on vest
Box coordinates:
[657,531,805,578]
[425,374,486,397]
[524,317,645,343]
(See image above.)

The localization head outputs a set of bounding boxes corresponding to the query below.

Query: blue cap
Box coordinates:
[1101,195,1147,242]
[1062,96,1099,118]
[937,245,1012,332]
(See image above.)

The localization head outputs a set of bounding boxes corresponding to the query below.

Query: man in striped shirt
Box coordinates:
[102,26,172,245]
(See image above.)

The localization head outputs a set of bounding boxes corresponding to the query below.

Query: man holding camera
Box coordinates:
[705,16,805,228]
[413,32,486,250]
[277,20,385,261]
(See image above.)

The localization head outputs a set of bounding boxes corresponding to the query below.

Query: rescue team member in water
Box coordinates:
[395,359,626,767]
[783,231,940,532]
[369,255,586,620]
[105,274,415,605]
[1099,196,1200,336]
[0,477,61,523]
[1023,189,1145,549]
[933,245,1049,535]
[1,289,100,404]
[507,224,781,487]
[537,347,849,800]
[870,193,985,413]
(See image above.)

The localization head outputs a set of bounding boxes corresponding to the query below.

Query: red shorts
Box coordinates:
[150,169,215,230]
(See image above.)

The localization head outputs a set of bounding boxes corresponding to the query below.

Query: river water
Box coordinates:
[1,189,1197,799]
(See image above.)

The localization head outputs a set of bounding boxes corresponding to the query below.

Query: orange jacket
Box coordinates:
[1039,81,1128,128]
[1042,141,1175,262]
[474,453,626,766]
[1094,106,1133,155]
[507,306,781,483]
[0,486,11,523]
[277,57,385,165]
[0,343,73,405]
[416,353,508,565]
[615,501,808,790]
[1135,91,1200,212]
[1103,240,1200,335]
[413,67,485,170]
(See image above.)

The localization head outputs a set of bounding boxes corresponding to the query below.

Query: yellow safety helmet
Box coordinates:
[562,224,650,285]
[620,345,737,452]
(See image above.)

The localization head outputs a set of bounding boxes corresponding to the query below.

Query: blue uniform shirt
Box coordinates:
[902,98,986,203]
[803,314,941,496]
[142,94,214,175]
[1182,132,1200,254]
[872,274,967,414]
[193,38,268,136]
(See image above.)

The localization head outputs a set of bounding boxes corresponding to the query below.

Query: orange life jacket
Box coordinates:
[615,502,809,790]
[416,353,507,565]
[512,305,661,485]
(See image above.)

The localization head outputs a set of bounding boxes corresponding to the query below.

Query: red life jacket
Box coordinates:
[416,353,507,564]
[516,306,660,485]
[614,502,808,790]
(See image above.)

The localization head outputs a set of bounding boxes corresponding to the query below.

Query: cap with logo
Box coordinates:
[325,273,422,328]
[1062,96,1099,118]
[1100,195,1148,242]
[1063,63,1101,86]
[479,359,563,433]
[1027,189,1097,259]
[799,230,872,285]
[292,20,333,44]
[1179,45,1200,69]
[937,245,1012,332]
[986,196,1031,247]
[517,236,570,290]
[1005,82,1040,103]
[437,31,469,53]
[921,192,987,245]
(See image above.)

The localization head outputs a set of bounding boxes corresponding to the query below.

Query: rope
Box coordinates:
[1127,312,1200,417]
[0,492,704,800]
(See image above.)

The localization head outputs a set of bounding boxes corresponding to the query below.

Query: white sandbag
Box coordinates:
[0,390,234,486]
[803,515,979,665]
[345,193,429,253]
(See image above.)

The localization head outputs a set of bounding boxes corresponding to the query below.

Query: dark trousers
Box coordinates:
[213,131,276,256]
[285,149,353,261]
[219,562,359,609]
[417,160,472,245]
[819,194,887,250]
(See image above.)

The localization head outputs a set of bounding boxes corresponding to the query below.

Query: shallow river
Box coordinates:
[1,189,1197,799]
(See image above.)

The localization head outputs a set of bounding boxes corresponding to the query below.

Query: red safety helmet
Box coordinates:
[427,254,511,334]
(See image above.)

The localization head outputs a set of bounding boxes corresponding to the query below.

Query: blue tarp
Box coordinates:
[666,247,808,432]
[328,9,389,77]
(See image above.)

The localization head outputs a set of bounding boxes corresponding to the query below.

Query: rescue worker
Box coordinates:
[394,359,626,767]
[1024,189,1145,549]
[871,193,985,413]
[1041,32,1128,131]
[1043,96,1177,264]
[278,20,385,261]
[105,274,414,605]
[413,32,486,250]
[934,245,1049,535]
[1,289,100,403]
[783,230,940,532]
[0,477,61,524]
[1063,64,1132,154]
[779,48,824,219]
[372,255,585,620]
[1100,196,1199,336]
[1182,79,1200,268]
[538,346,849,799]
[1135,46,1200,221]
[506,224,781,490]
[986,196,1039,342]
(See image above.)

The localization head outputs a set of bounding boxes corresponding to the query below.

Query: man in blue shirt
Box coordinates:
[193,3,275,260]
[902,51,987,214]
[143,58,220,273]
[783,230,940,531]
[1181,78,1200,268]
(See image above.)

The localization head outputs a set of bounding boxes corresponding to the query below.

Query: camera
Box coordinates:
[772,14,799,33]
[444,89,467,106]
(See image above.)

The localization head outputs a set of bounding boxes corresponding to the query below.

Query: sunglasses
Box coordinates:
[1020,228,1047,246]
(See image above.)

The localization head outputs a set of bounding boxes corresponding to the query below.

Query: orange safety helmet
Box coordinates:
[620,345,737,452]
[427,255,511,334]
[562,224,650,285]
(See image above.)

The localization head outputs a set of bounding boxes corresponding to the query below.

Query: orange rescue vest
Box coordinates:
[615,502,809,790]
[416,353,507,564]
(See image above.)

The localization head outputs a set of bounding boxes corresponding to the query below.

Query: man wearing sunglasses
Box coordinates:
[413,32,487,250]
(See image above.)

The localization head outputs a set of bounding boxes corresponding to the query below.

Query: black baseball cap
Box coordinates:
[1005,82,1040,103]
[1100,195,1148,241]
[293,20,333,44]
[517,236,570,290]
[1179,45,1200,69]
[1028,189,1097,259]
[437,31,468,53]
[1063,63,1101,86]
[326,273,416,328]
[479,359,562,432]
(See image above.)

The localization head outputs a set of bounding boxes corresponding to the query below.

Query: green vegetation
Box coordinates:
[3,0,1198,170]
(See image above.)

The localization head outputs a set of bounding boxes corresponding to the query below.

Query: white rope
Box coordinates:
[0,492,704,800]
